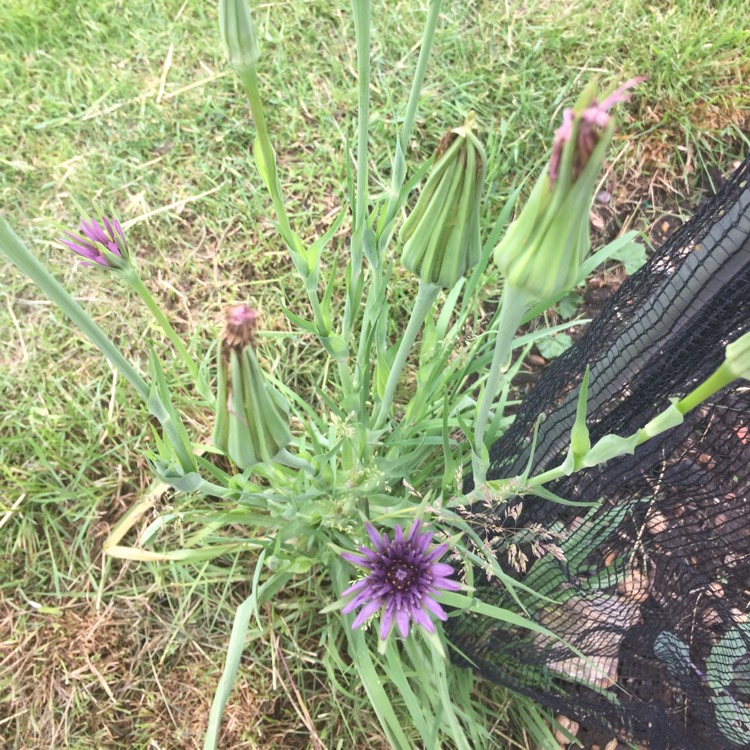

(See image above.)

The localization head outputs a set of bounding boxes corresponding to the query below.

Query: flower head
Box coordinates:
[222,303,260,351]
[399,113,487,289]
[212,304,292,470]
[548,77,644,186]
[59,217,127,267]
[493,77,643,302]
[341,521,460,641]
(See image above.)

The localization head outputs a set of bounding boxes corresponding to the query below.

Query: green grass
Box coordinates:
[1,0,748,747]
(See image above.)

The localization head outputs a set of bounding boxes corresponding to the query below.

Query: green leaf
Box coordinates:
[535,332,573,360]
[608,236,648,274]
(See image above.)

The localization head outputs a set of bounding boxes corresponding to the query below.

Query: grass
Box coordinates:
[1,0,748,747]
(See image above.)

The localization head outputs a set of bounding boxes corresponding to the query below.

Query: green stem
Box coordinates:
[382,0,443,235]
[239,67,336,354]
[240,68,296,249]
[350,0,371,276]
[341,0,371,384]
[373,281,439,430]
[124,268,211,401]
[527,361,741,491]
[0,216,149,402]
[473,285,532,483]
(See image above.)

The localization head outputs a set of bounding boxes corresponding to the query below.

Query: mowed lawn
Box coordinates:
[1,0,748,747]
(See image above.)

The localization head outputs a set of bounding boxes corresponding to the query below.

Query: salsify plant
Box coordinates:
[3,2,749,748]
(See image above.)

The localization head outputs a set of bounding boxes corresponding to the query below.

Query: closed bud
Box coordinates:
[213,305,292,470]
[724,330,750,381]
[494,78,642,301]
[399,113,486,289]
[219,0,260,77]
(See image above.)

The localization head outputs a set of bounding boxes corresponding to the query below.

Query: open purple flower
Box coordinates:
[341,520,460,640]
[59,217,127,267]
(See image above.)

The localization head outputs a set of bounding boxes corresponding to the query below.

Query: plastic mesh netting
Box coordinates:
[452,156,750,749]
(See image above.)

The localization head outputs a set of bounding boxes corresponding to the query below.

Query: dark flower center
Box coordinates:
[385,562,418,592]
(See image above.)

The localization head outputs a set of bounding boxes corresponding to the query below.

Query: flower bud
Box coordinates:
[399,113,486,289]
[218,0,260,77]
[58,217,129,269]
[494,78,642,301]
[212,305,292,470]
[724,330,750,381]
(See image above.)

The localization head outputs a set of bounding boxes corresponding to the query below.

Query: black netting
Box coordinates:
[452,157,750,749]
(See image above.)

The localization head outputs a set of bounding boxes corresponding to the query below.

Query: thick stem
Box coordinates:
[382,0,443,234]
[240,68,296,246]
[374,281,440,430]
[473,285,532,483]
[240,67,337,359]
[125,269,210,400]
[350,0,371,276]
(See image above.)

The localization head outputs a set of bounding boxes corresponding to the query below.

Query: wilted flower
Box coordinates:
[494,78,643,302]
[548,77,643,186]
[399,113,486,289]
[341,521,460,640]
[212,304,292,470]
[59,217,127,267]
[222,303,260,350]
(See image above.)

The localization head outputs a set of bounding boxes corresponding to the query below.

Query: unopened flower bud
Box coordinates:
[213,304,292,470]
[399,113,486,289]
[724,330,750,381]
[494,78,642,301]
[219,0,260,77]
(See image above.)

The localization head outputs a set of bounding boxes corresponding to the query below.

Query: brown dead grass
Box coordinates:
[0,597,316,749]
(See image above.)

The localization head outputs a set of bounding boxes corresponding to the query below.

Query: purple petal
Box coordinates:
[430,562,455,578]
[423,597,448,621]
[365,523,385,550]
[341,551,372,568]
[394,525,404,544]
[60,238,97,260]
[342,588,376,615]
[395,608,410,638]
[351,598,382,629]
[341,578,370,598]
[426,543,449,562]
[597,76,643,112]
[379,606,395,640]
[406,520,421,541]
[431,577,461,592]
[412,607,435,632]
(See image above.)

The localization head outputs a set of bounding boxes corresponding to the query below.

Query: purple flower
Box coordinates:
[341,520,461,640]
[59,217,127,267]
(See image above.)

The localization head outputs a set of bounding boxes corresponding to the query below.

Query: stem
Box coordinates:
[373,281,439,430]
[124,268,211,400]
[350,0,371,276]
[473,285,532,483]
[240,67,338,358]
[526,361,740,491]
[240,68,297,249]
[0,216,150,402]
[341,0,371,381]
[382,0,443,234]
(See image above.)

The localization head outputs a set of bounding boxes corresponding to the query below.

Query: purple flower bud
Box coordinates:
[341,520,461,640]
[548,77,644,187]
[59,217,127,267]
